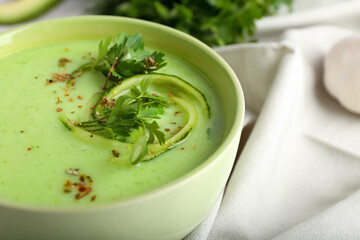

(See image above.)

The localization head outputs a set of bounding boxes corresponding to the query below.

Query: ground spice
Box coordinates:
[56,108,63,112]
[112,150,120,157]
[63,169,95,201]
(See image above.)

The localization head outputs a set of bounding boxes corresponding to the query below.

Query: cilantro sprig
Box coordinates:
[76,78,167,148]
[68,32,166,89]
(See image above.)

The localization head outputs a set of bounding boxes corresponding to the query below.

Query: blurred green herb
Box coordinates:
[91,0,292,46]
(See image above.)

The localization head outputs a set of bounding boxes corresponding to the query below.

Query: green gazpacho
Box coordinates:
[0,33,224,207]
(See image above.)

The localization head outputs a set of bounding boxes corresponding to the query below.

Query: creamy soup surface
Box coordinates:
[0,40,224,207]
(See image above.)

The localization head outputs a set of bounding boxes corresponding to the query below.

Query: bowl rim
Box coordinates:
[0,15,245,212]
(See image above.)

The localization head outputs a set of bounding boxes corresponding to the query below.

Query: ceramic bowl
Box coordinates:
[0,16,244,240]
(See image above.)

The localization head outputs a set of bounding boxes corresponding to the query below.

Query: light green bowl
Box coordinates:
[0,16,244,240]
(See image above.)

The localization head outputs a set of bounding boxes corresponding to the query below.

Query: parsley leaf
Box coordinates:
[92,0,292,46]
[68,32,166,87]
[76,79,168,160]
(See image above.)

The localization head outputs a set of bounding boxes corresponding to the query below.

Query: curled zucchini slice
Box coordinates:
[61,73,210,163]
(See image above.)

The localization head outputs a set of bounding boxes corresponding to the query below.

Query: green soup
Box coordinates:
[0,39,224,207]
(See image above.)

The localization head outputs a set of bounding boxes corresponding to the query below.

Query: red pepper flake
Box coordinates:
[174,111,182,116]
[91,195,96,202]
[112,150,120,157]
[52,73,70,82]
[78,105,83,108]
[165,128,170,132]
[75,187,92,200]
[71,111,75,114]
[27,147,32,151]
[63,169,94,201]
[68,98,73,102]
[56,108,63,112]
[152,93,158,97]
[20,130,24,133]
[181,147,185,150]
[64,93,69,97]
[78,186,87,193]
[77,95,83,100]
[53,90,57,94]
[168,94,174,97]
[90,105,95,110]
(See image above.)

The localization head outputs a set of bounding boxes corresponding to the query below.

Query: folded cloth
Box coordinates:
[186,1,360,239]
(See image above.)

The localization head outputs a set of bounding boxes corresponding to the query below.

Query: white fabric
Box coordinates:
[2,0,360,239]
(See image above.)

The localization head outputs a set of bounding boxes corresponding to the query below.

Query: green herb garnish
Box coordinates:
[76,78,167,146]
[67,32,166,89]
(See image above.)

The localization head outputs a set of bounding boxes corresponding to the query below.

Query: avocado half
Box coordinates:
[0,0,62,24]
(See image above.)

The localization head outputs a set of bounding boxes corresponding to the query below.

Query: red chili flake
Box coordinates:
[71,111,75,114]
[174,111,182,116]
[53,90,57,94]
[168,94,174,97]
[75,187,92,200]
[77,95,83,100]
[181,147,185,150]
[64,93,69,97]
[68,98,73,102]
[165,128,170,132]
[20,130,24,133]
[78,186,87,193]
[56,108,63,112]
[52,73,70,82]
[27,147,32,151]
[152,93,158,97]
[78,105,83,108]
[91,195,96,202]
[112,150,120,157]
